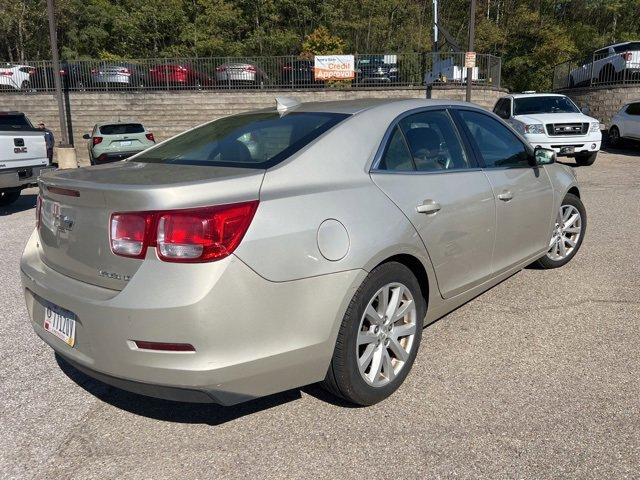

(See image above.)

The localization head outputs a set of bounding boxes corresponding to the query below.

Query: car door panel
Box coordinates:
[452,108,554,274]
[372,171,496,298]
[482,167,554,273]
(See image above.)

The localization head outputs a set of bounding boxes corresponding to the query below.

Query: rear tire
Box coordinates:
[535,193,586,269]
[576,151,597,166]
[321,262,426,406]
[0,189,21,206]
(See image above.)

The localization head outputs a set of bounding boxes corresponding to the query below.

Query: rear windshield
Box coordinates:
[99,123,145,135]
[0,114,34,131]
[513,96,579,115]
[131,111,349,169]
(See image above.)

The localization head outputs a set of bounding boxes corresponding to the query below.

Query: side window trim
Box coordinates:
[370,106,480,173]
[450,107,534,170]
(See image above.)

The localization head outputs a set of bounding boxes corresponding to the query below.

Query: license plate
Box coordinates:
[120,140,132,146]
[43,302,77,347]
[560,146,575,154]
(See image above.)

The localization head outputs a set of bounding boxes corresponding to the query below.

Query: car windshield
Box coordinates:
[513,96,579,115]
[132,111,349,169]
[0,114,34,131]
[100,123,145,135]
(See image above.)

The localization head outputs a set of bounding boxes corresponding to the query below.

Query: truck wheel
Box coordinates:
[576,152,597,166]
[0,189,21,206]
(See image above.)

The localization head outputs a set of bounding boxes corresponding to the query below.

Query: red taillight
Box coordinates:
[133,340,195,352]
[215,66,226,72]
[36,195,42,228]
[244,65,256,72]
[110,202,258,262]
[145,132,155,142]
[110,212,154,258]
[92,136,103,146]
[622,51,632,61]
[0,71,13,76]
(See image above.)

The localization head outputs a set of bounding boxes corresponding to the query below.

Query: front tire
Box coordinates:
[321,262,425,406]
[0,189,21,206]
[535,193,586,269]
[608,126,622,147]
[576,151,598,166]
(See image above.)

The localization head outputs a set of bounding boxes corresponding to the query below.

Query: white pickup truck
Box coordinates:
[493,93,602,166]
[569,41,640,87]
[0,112,53,206]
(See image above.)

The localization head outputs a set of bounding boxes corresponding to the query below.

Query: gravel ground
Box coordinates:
[1,150,638,479]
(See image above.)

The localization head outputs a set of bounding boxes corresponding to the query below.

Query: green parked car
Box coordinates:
[83,122,156,165]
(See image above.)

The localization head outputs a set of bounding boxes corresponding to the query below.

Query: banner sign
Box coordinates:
[314,55,355,80]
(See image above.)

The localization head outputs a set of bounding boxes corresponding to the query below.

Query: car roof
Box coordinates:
[505,93,567,99]
[272,98,481,115]
[604,41,640,48]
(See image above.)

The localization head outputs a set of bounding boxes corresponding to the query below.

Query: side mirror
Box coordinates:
[82,133,90,140]
[581,106,590,115]
[534,147,556,166]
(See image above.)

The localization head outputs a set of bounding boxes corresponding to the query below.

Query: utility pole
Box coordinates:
[46,0,68,145]
[465,0,476,103]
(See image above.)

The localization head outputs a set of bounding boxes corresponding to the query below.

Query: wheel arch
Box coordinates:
[567,186,581,198]
[372,253,430,307]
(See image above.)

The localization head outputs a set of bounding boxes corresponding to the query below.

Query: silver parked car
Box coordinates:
[215,62,268,85]
[21,99,586,406]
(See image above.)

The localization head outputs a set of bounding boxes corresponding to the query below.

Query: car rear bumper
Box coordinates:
[0,165,55,190]
[92,151,143,164]
[20,230,364,405]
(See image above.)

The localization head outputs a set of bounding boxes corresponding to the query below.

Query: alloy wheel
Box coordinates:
[547,204,582,261]
[356,282,417,387]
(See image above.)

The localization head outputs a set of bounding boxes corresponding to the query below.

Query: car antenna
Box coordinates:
[275,97,300,116]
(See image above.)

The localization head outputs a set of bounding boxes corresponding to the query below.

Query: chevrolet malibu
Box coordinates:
[21,99,586,406]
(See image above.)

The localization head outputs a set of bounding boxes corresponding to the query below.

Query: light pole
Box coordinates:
[465,0,476,103]
[46,0,68,145]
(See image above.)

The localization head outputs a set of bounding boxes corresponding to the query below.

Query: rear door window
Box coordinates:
[399,110,471,172]
[99,124,145,135]
[133,112,349,169]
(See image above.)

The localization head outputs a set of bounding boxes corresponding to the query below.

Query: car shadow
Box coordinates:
[56,354,306,425]
[0,193,37,216]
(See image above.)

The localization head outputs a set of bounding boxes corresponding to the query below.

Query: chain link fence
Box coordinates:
[1,53,501,93]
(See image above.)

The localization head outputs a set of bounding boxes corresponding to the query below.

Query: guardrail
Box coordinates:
[0,53,501,93]
[553,50,640,90]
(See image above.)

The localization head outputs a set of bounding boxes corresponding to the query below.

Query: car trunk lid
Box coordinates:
[37,161,264,290]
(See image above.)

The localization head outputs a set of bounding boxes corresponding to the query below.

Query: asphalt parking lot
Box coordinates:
[1,149,639,479]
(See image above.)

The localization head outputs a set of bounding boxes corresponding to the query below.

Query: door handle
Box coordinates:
[497,190,514,202]
[416,199,441,214]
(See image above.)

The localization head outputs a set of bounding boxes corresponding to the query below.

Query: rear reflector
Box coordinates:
[110,201,258,262]
[46,186,80,197]
[134,340,195,352]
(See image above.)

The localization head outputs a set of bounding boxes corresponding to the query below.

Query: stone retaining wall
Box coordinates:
[1,86,506,164]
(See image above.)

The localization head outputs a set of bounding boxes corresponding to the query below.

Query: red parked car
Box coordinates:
[148,64,214,89]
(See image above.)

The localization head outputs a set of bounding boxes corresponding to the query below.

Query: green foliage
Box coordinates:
[2,0,640,90]
[301,27,346,55]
